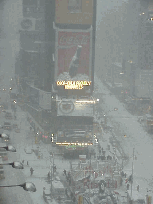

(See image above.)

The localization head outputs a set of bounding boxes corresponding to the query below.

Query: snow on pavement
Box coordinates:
[95,75,153,197]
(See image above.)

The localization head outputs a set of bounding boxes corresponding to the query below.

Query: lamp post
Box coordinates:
[0,182,36,192]
[131,148,134,198]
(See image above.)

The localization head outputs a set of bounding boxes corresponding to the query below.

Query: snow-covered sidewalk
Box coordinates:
[94,75,153,199]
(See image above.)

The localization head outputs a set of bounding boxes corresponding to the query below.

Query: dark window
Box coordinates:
[68,0,82,13]
[143,45,153,70]
[23,0,38,6]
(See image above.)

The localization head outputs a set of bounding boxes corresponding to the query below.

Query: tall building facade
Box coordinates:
[17,0,55,92]
[15,0,56,140]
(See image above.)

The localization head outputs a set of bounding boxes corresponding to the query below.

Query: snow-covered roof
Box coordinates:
[52,180,65,189]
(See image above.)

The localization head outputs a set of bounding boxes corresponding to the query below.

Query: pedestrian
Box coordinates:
[127,183,129,190]
[137,185,139,192]
[121,171,124,177]
[48,172,50,181]
[68,176,71,185]
[66,175,68,182]
[53,165,56,173]
[57,196,61,202]
[124,173,126,178]
[70,192,73,200]
[63,169,66,176]
[22,160,24,164]
[120,177,123,186]
[65,188,69,198]
[27,161,29,166]
[30,167,34,176]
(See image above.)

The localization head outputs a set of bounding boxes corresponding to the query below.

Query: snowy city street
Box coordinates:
[0,0,153,203]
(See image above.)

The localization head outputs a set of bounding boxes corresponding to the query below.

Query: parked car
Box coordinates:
[0,158,4,179]
[0,147,8,161]
[3,122,12,131]
[24,147,33,154]
[15,128,20,133]
[43,187,52,204]
[13,124,18,129]
[5,112,13,120]
[13,124,20,133]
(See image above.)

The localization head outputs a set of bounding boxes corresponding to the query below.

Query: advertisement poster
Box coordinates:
[55,29,92,84]
[57,99,94,116]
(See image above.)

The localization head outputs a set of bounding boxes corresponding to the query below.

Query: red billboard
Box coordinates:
[55,28,92,89]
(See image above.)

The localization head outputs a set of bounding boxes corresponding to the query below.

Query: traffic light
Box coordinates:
[51,134,54,143]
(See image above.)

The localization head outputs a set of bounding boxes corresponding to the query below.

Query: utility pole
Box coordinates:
[50,153,53,198]
[131,148,134,198]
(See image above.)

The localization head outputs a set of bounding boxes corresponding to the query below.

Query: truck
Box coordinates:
[51,0,97,158]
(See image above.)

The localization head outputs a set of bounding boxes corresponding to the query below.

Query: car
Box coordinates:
[1,109,6,113]
[0,158,4,179]
[24,147,33,154]
[43,186,52,204]
[15,128,20,133]
[1,132,10,143]
[5,112,13,120]
[13,123,18,129]
[3,122,12,131]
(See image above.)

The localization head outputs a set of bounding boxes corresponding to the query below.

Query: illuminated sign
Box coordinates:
[57,80,91,89]
[66,145,76,150]
[55,30,92,83]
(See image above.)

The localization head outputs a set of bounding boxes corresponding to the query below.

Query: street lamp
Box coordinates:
[0,182,36,192]
[2,161,23,169]
[0,145,16,152]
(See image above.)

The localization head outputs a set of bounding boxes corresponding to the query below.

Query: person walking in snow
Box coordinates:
[137,185,139,192]
[127,183,129,190]
[30,167,34,176]
[47,172,50,181]
[63,169,66,176]
[53,165,56,173]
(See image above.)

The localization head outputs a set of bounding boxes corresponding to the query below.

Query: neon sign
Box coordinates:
[57,81,91,90]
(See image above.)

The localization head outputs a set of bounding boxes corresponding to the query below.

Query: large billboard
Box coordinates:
[57,99,94,116]
[54,27,92,90]
[55,0,93,25]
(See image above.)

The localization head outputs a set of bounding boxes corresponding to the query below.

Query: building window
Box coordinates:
[68,0,82,13]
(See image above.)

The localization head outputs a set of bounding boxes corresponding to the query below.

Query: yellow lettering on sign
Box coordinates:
[57,81,91,89]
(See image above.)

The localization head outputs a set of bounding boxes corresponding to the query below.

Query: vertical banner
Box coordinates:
[55,27,92,89]
[78,195,83,204]
[147,196,152,204]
